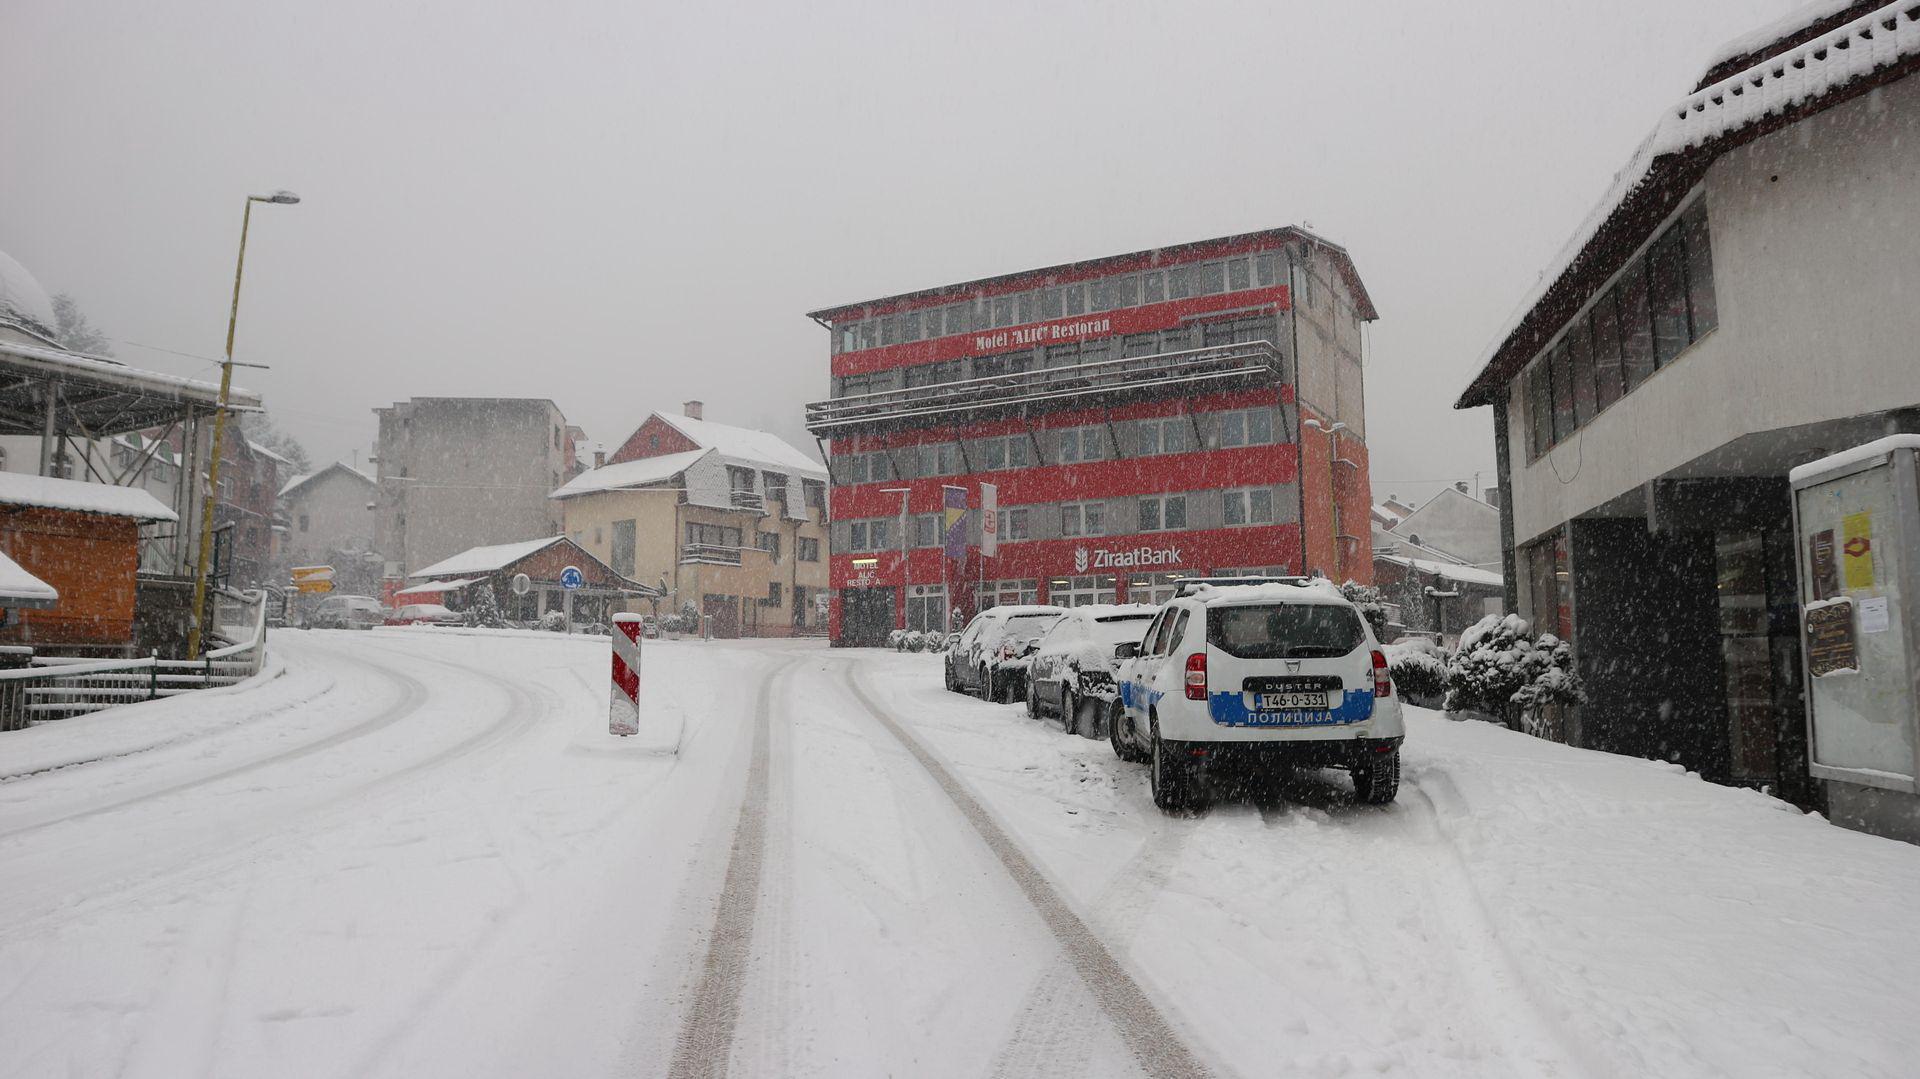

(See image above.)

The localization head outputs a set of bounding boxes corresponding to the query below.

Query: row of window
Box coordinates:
[834,318,1278,399]
[832,407,1282,485]
[1525,200,1717,459]
[840,486,1280,551]
[973,566,1291,612]
[833,254,1286,353]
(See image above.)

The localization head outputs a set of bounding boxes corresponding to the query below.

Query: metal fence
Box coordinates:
[0,589,270,731]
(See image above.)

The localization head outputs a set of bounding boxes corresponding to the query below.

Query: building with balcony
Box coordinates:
[805,226,1378,646]
[553,402,829,637]
[1455,1,1920,829]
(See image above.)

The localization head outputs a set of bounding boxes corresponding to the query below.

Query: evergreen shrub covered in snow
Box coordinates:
[903,630,926,652]
[1443,614,1586,730]
[1383,637,1449,708]
[1339,580,1389,639]
[464,583,505,628]
[888,629,907,651]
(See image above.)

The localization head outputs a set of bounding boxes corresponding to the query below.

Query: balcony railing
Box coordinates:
[805,339,1285,437]
[729,489,765,512]
[681,543,743,566]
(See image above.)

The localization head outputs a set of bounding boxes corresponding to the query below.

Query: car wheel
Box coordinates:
[1060,690,1077,736]
[979,666,993,700]
[944,660,959,693]
[1149,715,1206,814]
[1074,695,1103,740]
[1353,747,1401,805]
[1110,700,1149,763]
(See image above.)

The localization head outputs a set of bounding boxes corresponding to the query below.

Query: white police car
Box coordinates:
[1108,580,1404,812]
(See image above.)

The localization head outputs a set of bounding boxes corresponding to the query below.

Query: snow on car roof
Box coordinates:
[1185,580,1354,608]
[988,604,1067,617]
[1061,602,1157,621]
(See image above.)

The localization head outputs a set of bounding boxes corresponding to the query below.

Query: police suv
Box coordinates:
[1108,580,1404,812]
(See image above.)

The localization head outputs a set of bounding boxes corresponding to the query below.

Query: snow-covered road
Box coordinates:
[3,630,1919,1078]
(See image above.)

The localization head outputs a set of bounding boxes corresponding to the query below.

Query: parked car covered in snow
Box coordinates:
[385,602,463,627]
[944,605,1066,702]
[1109,580,1404,812]
[307,594,384,630]
[1025,603,1159,736]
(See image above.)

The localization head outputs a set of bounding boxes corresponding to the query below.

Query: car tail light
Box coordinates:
[1371,649,1391,698]
[1185,653,1207,700]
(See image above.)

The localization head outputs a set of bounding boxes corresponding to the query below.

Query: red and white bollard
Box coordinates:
[610,613,643,737]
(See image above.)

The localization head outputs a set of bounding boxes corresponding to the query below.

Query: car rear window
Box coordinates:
[999,613,1061,640]
[1090,615,1153,646]
[1208,604,1364,659]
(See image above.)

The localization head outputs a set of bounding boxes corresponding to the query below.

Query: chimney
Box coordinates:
[683,400,704,421]
[1454,481,1468,494]
[593,449,606,469]
[1484,486,1503,510]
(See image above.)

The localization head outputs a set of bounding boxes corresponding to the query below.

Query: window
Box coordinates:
[880,315,900,345]
[904,360,962,388]
[1227,258,1251,292]
[612,519,637,576]
[1039,287,1063,319]
[1110,275,1139,308]
[1254,253,1279,287]
[978,435,1030,470]
[1196,261,1226,295]
[756,531,781,562]
[922,308,943,338]
[298,513,310,533]
[1056,425,1103,464]
[1061,500,1106,537]
[913,441,962,477]
[1167,265,1193,299]
[991,294,1015,327]
[972,352,1034,378]
[687,522,743,549]
[1524,527,1573,642]
[1000,506,1030,541]
[1224,487,1276,526]
[900,310,922,342]
[846,518,892,552]
[763,472,788,509]
[1062,283,1086,316]
[1217,409,1275,448]
[906,585,948,632]
[1138,494,1187,532]
[1142,271,1165,304]
[1133,416,1193,456]
[1015,291,1036,324]
[1088,278,1112,312]
[1526,198,1717,457]
[1120,332,1159,358]
[804,480,826,513]
[798,536,820,562]
[1049,575,1118,607]
[767,581,782,608]
[913,513,941,548]
[1209,604,1364,660]
[978,579,1039,609]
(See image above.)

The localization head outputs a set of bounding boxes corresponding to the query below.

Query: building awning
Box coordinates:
[0,340,261,437]
[394,577,477,597]
[1378,553,1503,590]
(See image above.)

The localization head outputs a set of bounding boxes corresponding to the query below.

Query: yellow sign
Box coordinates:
[1842,512,1875,590]
[292,565,335,582]
[295,580,333,594]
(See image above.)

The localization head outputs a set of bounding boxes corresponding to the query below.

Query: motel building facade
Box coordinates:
[804,226,1379,646]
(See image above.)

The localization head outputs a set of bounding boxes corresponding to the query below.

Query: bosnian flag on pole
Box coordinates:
[942,485,969,560]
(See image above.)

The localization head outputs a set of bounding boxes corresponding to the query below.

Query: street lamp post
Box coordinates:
[187,190,300,658]
[1303,418,1349,580]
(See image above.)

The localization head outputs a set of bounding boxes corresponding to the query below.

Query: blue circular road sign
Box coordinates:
[559,565,585,590]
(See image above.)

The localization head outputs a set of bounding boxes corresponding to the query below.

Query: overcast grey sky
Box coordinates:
[1,0,1797,504]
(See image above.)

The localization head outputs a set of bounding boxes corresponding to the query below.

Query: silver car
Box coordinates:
[307,594,385,630]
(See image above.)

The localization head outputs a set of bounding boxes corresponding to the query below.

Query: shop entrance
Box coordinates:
[841,587,895,647]
[1713,528,1812,802]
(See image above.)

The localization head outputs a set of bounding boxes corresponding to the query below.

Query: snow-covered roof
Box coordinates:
[550,449,708,500]
[1378,553,1504,590]
[0,249,56,335]
[246,440,293,468]
[0,471,177,522]
[1459,0,1920,408]
[0,548,58,608]
[1788,433,1920,484]
[654,413,825,479]
[279,461,376,499]
[394,577,477,596]
[409,535,566,579]
[0,339,262,411]
[1700,0,1867,78]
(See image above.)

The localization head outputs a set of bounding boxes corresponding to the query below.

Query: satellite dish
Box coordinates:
[511,572,532,596]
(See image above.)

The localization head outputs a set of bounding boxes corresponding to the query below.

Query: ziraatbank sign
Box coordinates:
[1074,543,1184,573]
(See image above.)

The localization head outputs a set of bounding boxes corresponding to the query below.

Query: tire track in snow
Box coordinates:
[665,658,788,1079]
[844,669,1215,1079]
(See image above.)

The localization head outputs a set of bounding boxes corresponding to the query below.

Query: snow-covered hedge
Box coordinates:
[539,610,567,633]
[903,630,927,652]
[1340,580,1389,638]
[1444,614,1586,732]
[887,629,907,651]
[1383,638,1448,708]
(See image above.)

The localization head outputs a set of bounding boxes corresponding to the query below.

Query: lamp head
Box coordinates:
[253,190,301,205]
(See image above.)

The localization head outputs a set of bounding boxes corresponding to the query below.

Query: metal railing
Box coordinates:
[805,340,1286,436]
[680,543,744,566]
[729,489,765,512]
[0,589,269,731]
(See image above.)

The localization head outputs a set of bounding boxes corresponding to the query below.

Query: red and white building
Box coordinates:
[805,227,1378,646]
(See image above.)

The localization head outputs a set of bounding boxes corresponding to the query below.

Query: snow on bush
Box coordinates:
[903,630,926,652]
[1443,614,1586,730]
[1339,580,1389,638]
[1383,637,1448,707]
[888,629,907,651]
[539,610,567,633]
